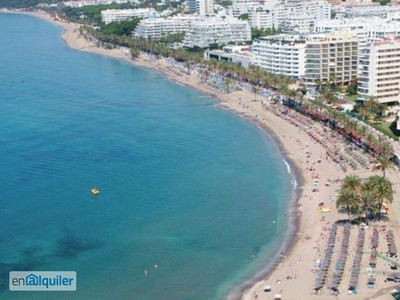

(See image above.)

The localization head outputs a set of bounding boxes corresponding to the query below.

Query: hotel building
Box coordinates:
[253,34,307,79]
[358,38,400,104]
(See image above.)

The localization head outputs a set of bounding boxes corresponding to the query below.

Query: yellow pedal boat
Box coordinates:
[91,187,100,195]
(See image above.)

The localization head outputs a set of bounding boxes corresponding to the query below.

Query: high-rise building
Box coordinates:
[187,0,214,15]
[358,38,400,104]
[253,34,307,79]
[304,30,358,86]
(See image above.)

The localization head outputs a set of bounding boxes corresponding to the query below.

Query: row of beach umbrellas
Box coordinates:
[314,222,341,290]
[371,229,379,250]
[369,229,380,270]
[328,222,351,290]
[386,230,398,258]
[349,228,365,291]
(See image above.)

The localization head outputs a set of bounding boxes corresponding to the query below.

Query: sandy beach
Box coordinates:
[3,9,400,300]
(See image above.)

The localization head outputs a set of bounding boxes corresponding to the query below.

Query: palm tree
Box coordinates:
[374,136,394,156]
[341,174,362,198]
[224,77,233,93]
[204,69,210,82]
[252,86,259,101]
[130,47,140,60]
[357,124,369,138]
[336,188,358,221]
[364,96,380,114]
[357,187,378,225]
[366,175,393,221]
[314,78,323,92]
[185,61,191,75]
[373,156,395,178]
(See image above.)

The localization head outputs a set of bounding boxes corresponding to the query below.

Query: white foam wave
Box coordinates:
[291,179,297,190]
[283,159,291,174]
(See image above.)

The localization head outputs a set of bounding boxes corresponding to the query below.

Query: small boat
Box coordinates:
[91,187,100,195]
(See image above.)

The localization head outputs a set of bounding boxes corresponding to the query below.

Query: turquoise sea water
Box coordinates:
[0,13,292,300]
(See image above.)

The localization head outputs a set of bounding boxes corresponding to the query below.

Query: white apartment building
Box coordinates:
[230,0,282,17]
[183,16,251,48]
[134,16,202,39]
[304,30,358,86]
[230,2,260,18]
[315,18,400,49]
[250,5,287,29]
[187,0,214,15]
[358,38,400,104]
[101,9,156,24]
[63,0,138,7]
[253,34,307,79]
[250,0,330,32]
[333,4,400,19]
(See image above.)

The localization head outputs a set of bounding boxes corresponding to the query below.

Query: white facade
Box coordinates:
[183,16,251,48]
[315,18,400,48]
[63,0,138,7]
[253,34,307,79]
[101,9,156,24]
[206,45,255,68]
[187,0,214,15]
[230,2,260,18]
[134,16,202,39]
[304,30,359,85]
[250,5,287,29]
[358,39,400,104]
[333,4,400,19]
[250,0,330,32]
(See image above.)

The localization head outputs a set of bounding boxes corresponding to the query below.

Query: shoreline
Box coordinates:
[22,9,307,298]
[3,10,400,300]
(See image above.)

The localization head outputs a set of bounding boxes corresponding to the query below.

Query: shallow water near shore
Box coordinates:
[0,13,292,300]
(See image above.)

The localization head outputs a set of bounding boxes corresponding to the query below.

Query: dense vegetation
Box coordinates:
[337,170,394,224]
[252,27,280,39]
[101,19,141,36]
[62,3,137,25]
[0,0,62,8]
